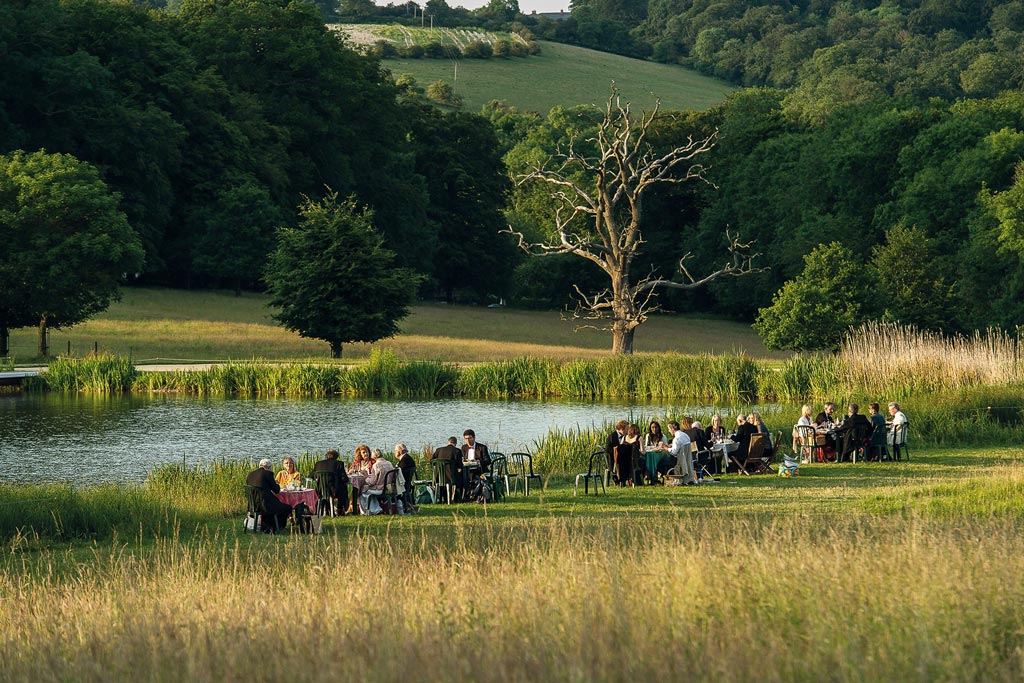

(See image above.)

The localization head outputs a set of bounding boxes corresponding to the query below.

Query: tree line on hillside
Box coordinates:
[4,0,1024,357]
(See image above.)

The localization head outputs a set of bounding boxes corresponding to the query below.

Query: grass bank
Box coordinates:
[4,448,1024,681]
[5,287,778,363]
[384,40,735,113]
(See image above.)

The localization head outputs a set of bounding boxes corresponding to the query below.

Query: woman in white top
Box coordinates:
[792,403,814,452]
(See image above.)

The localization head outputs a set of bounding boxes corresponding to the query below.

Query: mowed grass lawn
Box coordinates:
[384,40,736,113]
[6,287,785,363]
[5,447,1024,681]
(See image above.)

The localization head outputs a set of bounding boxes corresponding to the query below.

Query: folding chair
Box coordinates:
[731,433,766,475]
[744,434,774,474]
[845,422,872,463]
[574,450,607,496]
[509,452,543,495]
[867,423,890,461]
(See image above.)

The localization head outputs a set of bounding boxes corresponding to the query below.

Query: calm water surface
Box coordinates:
[0,393,735,484]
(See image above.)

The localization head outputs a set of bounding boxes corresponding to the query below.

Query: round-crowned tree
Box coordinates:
[0,149,144,357]
[265,193,419,358]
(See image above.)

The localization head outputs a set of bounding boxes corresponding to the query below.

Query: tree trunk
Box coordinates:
[330,341,343,359]
[611,321,635,355]
[0,315,8,358]
[38,314,49,358]
[234,278,242,297]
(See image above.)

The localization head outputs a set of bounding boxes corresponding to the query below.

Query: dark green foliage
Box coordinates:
[265,194,419,358]
[754,243,874,352]
[870,223,954,331]
[0,150,144,354]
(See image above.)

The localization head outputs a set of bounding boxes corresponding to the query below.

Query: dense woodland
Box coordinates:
[3,0,1024,352]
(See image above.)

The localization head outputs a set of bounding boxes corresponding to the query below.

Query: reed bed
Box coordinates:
[27,324,1024,406]
[840,322,1024,396]
[2,514,1023,682]
[44,354,136,393]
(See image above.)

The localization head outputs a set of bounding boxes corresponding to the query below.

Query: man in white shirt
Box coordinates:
[887,402,908,446]
[662,420,695,485]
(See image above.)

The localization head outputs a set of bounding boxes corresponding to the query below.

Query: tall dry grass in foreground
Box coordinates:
[1,515,1022,682]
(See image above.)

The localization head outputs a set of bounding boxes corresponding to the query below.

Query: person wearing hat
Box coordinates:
[246,458,293,531]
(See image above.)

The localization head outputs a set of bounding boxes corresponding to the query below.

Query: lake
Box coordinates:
[0,393,762,484]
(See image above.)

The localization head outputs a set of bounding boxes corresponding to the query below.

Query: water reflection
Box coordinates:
[0,393,782,484]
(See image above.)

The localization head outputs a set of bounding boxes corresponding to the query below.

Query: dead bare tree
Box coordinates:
[505,88,762,354]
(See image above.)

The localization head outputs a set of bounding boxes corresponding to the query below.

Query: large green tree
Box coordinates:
[754,242,873,352]
[265,193,418,358]
[0,150,145,356]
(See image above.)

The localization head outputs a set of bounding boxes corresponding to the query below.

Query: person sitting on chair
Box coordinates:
[705,414,726,443]
[432,436,465,502]
[461,429,491,474]
[360,449,395,514]
[730,413,759,472]
[616,423,642,486]
[658,420,695,485]
[834,403,872,461]
[246,458,292,532]
[312,448,349,515]
[793,404,814,452]
[887,402,908,446]
[275,456,302,489]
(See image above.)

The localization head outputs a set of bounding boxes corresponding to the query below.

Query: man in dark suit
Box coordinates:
[432,436,465,501]
[246,459,293,531]
[605,420,629,482]
[312,448,350,515]
[835,403,872,462]
[731,414,759,472]
[461,429,491,473]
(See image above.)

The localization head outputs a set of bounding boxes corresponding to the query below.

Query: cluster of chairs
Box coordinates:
[420,452,543,504]
[573,429,798,496]
[794,422,910,464]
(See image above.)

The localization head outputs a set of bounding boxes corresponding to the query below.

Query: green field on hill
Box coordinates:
[4,287,780,363]
[382,39,736,113]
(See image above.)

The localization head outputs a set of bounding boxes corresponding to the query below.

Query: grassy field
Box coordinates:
[5,287,782,364]
[3,447,1024,681]
[383,39,736,113]
[332,23,525,50]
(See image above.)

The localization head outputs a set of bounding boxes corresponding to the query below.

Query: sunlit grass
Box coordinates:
[5,287,781,363]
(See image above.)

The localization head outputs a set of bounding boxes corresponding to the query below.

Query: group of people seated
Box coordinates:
[245,443,420,531]
[605,411,776,486]
[426,429,492,503]
[793,401,908,462]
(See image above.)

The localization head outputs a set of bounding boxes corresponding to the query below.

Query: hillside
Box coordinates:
[380,40,735,113]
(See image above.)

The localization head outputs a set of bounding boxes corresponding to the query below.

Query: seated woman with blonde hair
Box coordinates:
[275,456,302,489]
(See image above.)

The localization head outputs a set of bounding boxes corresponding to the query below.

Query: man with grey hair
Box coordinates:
[246,458,293,531]
[659,420,695,485]
[887,402,908,449]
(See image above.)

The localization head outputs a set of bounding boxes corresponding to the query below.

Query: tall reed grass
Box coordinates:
[3,514,1024,681]
[29,324,1024,404]
[840,322,1024,396]
[44,354,137,393]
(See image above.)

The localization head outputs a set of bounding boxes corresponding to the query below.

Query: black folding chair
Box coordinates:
[891,421,910,461]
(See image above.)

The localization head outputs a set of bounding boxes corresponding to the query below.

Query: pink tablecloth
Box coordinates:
[274,488,319,510]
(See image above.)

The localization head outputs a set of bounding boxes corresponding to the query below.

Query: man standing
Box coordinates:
[246,458,293,531]
[432,436,465,501]
[660,420,695,485]
[461,429,491,473]
[605,419,629,482]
